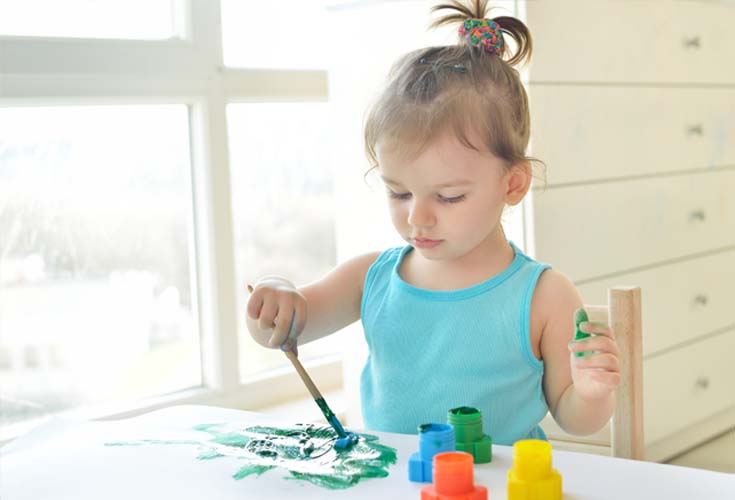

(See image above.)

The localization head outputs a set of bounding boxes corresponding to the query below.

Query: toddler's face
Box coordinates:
[377,131,512,262]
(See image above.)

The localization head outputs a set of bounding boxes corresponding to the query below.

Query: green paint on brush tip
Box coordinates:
[574,308,593,357]
[315,397,336,421]
[105,422,397,490]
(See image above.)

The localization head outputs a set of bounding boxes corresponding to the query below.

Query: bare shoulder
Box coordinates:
[341,251,383,293]
[535,269,582,315]
[530,269,584,357]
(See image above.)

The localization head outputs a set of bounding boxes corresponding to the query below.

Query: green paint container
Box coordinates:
[447,406,492,463]
[574,308,594,358]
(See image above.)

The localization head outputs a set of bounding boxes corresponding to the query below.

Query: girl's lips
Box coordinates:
[413,237,443,249]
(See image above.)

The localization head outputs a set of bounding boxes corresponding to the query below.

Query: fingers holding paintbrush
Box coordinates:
[246,282,302,355]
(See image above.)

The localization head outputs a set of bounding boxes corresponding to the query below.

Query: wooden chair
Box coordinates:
[541,286,644,460]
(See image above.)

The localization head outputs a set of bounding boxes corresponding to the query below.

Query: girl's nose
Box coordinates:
[407,199,436,227]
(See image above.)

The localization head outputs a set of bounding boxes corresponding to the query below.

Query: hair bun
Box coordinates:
[458,18,503,55]
[431,1,532,67]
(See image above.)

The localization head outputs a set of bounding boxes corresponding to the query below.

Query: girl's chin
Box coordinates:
[413,246,451,261]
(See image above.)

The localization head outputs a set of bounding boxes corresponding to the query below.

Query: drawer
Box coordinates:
[577,250,735,356]
[525,0,735,84]
[531,170,735,281]
[529,86,735,186]
[644,329,735,444]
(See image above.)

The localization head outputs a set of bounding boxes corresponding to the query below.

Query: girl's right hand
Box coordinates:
[246,277,307,352]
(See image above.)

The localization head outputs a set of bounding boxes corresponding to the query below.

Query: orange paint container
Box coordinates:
[421,451,487,500]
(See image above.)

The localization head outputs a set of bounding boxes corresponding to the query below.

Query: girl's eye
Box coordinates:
[388,190,411,200]
[438,194,466,204]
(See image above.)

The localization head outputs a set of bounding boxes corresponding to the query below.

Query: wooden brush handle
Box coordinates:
[284,349,323,401]
[247,285,321,400]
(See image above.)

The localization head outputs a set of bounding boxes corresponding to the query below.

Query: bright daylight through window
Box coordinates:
[0,106,200,428]
[0,0,177,39]
[0,0,336,431]
[228,102,338,381]
[221,0,329,69]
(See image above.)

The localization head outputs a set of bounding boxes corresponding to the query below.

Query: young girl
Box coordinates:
[246,0,620,445]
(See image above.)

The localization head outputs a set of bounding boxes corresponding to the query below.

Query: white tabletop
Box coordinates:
[2,405,733,500]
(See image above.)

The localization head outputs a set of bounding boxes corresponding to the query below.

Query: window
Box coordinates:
[0,1,334,436]
[0,105,199,427]
[221,0,329,69]
[228,102,338,380]
[0,0,180,40]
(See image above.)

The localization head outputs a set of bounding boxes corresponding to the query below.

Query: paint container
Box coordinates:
[421,451,487,500]
[447,407,492,463]
[573,308,591,357]
[409,423,455,483]
[507,439,562,500]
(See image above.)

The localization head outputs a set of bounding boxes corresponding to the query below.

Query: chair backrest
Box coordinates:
[541,286,644,459]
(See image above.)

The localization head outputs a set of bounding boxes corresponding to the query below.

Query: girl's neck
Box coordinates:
[401,229,515,291]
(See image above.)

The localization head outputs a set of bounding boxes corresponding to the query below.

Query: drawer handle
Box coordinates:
[695,377,710,390]
[693,294,709,306]
[683,36,701,49]
[686,124,704,136]
[689,209,706,222]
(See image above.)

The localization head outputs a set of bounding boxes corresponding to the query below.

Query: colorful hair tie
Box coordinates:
[459,18,503,56]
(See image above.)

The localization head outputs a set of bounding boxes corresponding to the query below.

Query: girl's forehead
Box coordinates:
[377,133,504,179]
[378,126,499,160]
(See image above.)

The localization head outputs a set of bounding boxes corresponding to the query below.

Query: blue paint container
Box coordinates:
[408,423,456,483]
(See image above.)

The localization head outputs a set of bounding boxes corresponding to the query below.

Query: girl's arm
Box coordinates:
[246,251,381,349]
[533,270,621,435]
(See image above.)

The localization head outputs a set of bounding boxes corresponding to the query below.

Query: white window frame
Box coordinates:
[0,0,340,440]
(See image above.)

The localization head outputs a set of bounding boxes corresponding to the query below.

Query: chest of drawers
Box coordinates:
[524,0,735,461]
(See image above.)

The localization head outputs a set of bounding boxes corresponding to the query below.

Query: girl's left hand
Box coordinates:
[568,321,621,401]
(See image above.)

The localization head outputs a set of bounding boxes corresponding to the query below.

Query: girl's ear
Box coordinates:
[504,161,532,206]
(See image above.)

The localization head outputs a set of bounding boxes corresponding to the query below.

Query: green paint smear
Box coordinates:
[105,422,397,490]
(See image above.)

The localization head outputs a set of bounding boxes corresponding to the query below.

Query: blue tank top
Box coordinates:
[360,241,551,445]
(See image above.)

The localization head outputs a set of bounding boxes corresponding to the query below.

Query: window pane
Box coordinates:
[221,0,329,69]
[228,103,338,380]
[0,0,178,40]
[0,105,200,428]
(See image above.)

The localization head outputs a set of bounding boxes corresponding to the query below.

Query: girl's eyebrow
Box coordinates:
[430,180,473,188]
[380,176,472,188]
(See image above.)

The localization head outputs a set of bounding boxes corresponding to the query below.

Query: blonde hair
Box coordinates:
[364,0,541,176]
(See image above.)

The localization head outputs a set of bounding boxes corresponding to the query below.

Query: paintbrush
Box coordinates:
[247,284,358,449]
